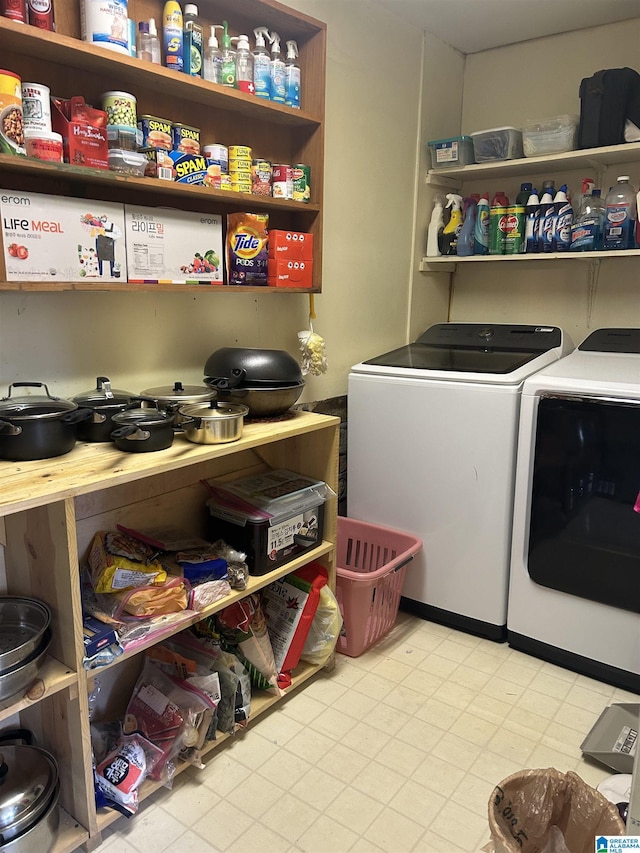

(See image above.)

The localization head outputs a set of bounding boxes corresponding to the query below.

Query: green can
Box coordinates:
[504,204,526,254]
[292,164,311,203]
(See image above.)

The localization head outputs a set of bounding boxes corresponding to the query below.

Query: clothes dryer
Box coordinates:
[348,323,571,641]
[508,328,640,692]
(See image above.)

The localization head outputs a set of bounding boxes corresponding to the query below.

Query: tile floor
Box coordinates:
[97,612,638,853]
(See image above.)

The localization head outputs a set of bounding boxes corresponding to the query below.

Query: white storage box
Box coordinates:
[426,135,475,170]
[523,114,579,157]
[470,126,523,162]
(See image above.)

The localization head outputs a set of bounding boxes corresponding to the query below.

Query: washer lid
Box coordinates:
[579,327,640,353]
[362,324,563,374]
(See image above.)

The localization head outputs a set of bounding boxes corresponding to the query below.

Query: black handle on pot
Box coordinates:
[0,728,34,747]
[61,407,95,425]
[111,425,151,441]
[0,420,21,436]
[172,416,195,434]
[205,368,246,390]
[125,396,161,411]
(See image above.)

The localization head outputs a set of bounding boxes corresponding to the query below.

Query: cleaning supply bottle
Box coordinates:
[183,4,203,77]
[232,34,254,93]
[204,25,223,83]
[137,21,152,62]
[571,189,605,251]
[253,27,271,99]
[220,20,236,87]
[269,30,286,104]
[504,199,526,254]
[148,18,161,64]
[426,195,444,257]
[457,197,477,256]
[537,185,556,252]
[489,191,508,255]
[285,39,300,109]
[441,193,463,256]
[473,194,490,255]
[163,1,184,73]
[516,182,532,205]
[552,184,573,252]
[604,175,637,250]
[524,189,541,254]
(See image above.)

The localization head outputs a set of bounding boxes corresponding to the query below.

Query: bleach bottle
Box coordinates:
[604,175,637,250]
[524,189,540,253]
[552,184,573,252]
[538,186,556,252]
[457,197,477,256]
[474,194,490,255]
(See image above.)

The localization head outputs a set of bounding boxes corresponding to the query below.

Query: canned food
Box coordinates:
[203,143,228,172]
[138,115,172,150]
[0,0,27,23]
[230,179,252,194]
[27,0,55,29]
[293,164,311,203]
[203,162,221,189]
[172,123,200,155]
[228,145,252,160]
[0,69,25,155]
[251,160,272,196]
[272,163,293,199]
[21,82,51,134]
[141,147,174,181]
[24,129,62,162]
[228,170,251,183]
[102,91,137,129]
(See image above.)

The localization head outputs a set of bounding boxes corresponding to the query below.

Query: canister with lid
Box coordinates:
[101,91,137,129]
[21,82,51,134]
[0,69,25,156]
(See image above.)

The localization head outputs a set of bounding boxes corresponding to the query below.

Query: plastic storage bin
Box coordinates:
[335,516,422,657]
[426,135,475,170]
[470,126,523,162]
[522,114,579,157]
[108,149,147,176]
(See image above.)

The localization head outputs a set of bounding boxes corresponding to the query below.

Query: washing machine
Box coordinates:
[347,323,571,641]
[508,328,640,692]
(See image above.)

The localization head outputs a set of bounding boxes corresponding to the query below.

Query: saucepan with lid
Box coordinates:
[70,376,136,442]
[110,399,192,453]
[179,401,249,445]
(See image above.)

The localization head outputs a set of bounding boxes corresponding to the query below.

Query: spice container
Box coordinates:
[25,130,63,162]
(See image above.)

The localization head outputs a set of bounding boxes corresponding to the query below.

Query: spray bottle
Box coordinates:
[552,184,573,252]
[253,27,271,99]
[183,4,204,77]
[162,1,184,72]
[524,188,541,253]
[269,31,286,104]
[426,195,444,257]
[232,34,254,93]
[285,40,301,109]
[457,197,477,256]
[204,25,223,84]
[148,18,161,64]
[441,194,463,256]
[220,20,236,88]
[473,194,490,255]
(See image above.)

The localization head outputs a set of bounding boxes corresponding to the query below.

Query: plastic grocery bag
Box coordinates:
[485,768,625,853]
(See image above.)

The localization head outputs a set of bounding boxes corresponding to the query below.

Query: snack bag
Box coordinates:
[88,531,167,593]
[226,212,269,285]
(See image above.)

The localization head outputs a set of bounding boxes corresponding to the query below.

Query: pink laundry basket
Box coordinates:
[335,516,422,657]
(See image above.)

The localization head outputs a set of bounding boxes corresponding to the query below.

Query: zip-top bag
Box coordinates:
[578,67,640,148]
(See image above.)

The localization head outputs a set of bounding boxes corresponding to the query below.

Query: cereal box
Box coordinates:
[1,191,126,282]
[124,204,224,284]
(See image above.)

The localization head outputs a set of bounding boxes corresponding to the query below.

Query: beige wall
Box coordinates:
[448,19,640,344]
[0,1,423,403]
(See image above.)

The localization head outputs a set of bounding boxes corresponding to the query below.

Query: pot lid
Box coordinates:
[204,348,303,385]
[71,376,134,407]
[112,403,175,427]
[0,383,76,419]
[140,382,216,404]
[180,401,249,419]
[0,744,58,833]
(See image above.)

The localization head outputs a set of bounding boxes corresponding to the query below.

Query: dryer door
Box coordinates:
[528,394,640,612]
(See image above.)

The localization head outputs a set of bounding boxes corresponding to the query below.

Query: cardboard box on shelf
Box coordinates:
[267,230,313,261]
[1,191,127,282]
[267,258,313,288]
[51,96,109,170]
[124,204,224,284]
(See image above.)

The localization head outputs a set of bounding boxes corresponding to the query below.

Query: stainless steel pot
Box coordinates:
[179,401,249,444]
[0,731,59,850]
[0,631,51,703]
[139,381,216,410]
[0,598,51,672]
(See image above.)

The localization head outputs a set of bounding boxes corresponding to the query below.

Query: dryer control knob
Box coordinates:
[478,327,494,341]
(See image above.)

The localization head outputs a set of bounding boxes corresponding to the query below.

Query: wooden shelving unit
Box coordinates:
[0,410,340,850]
[0,0,326,291]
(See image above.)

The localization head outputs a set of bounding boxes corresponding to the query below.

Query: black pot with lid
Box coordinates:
[71,376,136,443]
[204,347,304,388]
[0,382,93,461]
[110,398,191,453]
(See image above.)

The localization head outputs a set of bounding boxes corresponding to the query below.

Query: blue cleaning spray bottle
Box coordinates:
[473,194,490,255]
[269,31,286,104]
[457,196,477,256]
[253,27,271,99]
[285,40,300,109]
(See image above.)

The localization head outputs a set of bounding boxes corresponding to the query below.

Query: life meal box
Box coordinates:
[206,469,329,576]
[426,135,475,170]
[470,126,523,162]
[522,114,579,157]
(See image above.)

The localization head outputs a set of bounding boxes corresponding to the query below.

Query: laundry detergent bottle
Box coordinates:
[441,193,463,256]
[474,194,490,255]
[604,175,637,249]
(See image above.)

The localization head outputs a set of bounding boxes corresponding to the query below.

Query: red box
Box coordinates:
[267,230,313,261]
[267,258,313,288]
[51,97,109,170]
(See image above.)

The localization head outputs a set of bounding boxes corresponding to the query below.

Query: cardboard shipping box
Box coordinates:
[1,191,126,282]
[124,204,224,284]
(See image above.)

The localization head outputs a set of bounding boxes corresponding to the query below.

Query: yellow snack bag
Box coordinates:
[88,532,167,593]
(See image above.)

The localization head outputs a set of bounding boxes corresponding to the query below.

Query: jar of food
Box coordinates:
[24,129,63,162]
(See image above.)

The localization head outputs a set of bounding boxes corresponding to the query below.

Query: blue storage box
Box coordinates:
[427,135,475,170]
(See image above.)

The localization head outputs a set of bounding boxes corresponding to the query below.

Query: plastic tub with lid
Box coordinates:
[523,114,579,157]
[470,126,523,162]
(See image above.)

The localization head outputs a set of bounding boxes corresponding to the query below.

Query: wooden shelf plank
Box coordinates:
[0,656,77,724]
[51,806,89,853]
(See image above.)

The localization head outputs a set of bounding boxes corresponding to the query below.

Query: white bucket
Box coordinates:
[80,0,129,56]
[21,82,51,134]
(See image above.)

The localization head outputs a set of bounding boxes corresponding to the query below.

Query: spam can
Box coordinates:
[292,164,311,203]
[138,115,172,150]
[272,163,293,199]
[171,123,201,155]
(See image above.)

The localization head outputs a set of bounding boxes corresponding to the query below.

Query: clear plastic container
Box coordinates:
[470,126,523,162]
[523,114,579,157]
[107,125,143,151]
[107,149,147,176]
[426,135,475,170]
